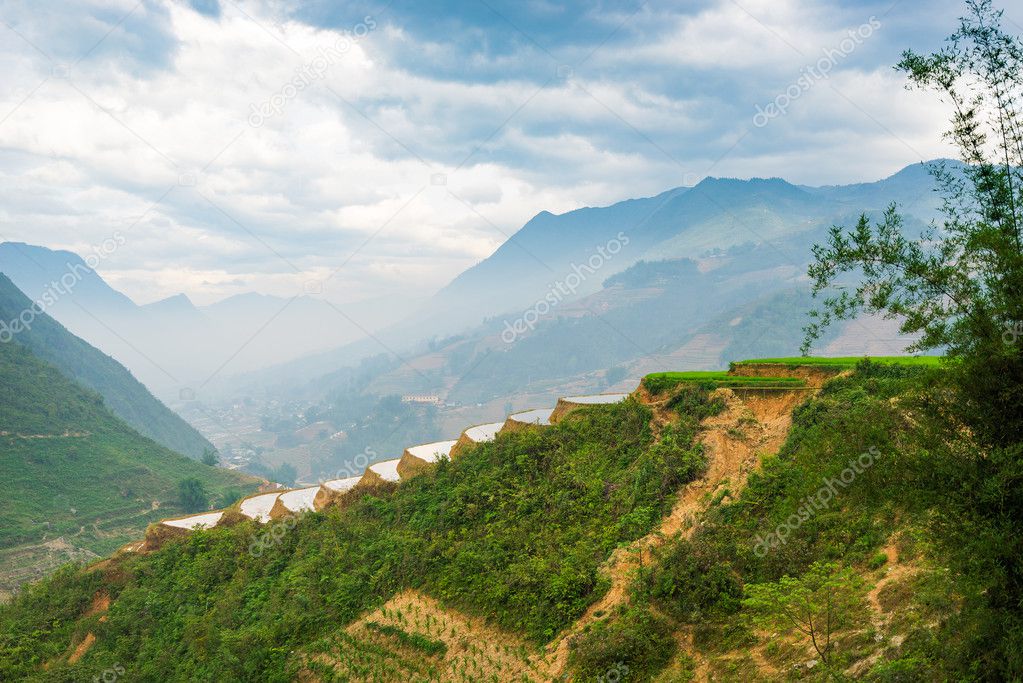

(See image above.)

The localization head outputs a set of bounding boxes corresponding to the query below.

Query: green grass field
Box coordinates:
[643,371,807,394]
[734,355,944,369]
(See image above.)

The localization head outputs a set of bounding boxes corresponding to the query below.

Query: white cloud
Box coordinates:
[0,0,996,306]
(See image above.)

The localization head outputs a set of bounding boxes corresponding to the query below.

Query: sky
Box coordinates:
[0,0,1017,306]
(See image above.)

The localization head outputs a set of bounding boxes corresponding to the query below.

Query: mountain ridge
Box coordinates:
[0,274,214,458]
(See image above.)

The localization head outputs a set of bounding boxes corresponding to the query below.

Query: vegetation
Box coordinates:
[363,621,448,656]
[743,561,868,666]
[0,397,710,680]
[736,355,943,368]
[801,2,1023,676]
[176,478,210,513]
[0,339,256,594]
[803,0,1023,448]
[625,362,969,677]
[567,605,676,680]
[1,353,1018,679]
[0,274,215,458]
[200,448,219,467]
[643,371,806,394]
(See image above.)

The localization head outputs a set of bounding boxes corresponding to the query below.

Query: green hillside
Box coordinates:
[0,340,257,595]
[1,360,1018,680]
[0,274,213,458]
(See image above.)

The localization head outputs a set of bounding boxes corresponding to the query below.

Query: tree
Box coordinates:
[177,478,209,513]
[802,0,1023,448]
[743,561,866,666]
[200,447,219,467]
[802,6,1023,673]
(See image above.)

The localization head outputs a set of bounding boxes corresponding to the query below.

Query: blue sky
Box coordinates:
[0,0,1018,305]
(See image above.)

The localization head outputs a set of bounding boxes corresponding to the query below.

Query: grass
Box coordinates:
[734,355,944,369]
[643,371,807,394]
[0,341,258,594]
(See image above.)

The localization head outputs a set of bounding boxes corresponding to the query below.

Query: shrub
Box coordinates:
[567,606,676,680]
[643,539,743,622]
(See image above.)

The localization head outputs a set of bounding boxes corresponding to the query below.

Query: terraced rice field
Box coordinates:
[643,371,807,394]
[405,440,457,463]
[369,459,402,483]
[463,422,504,443]
[507,408,555,426]
[277,486,319,514]
[560,393,629,404]
[737,355,943,369]
[163,511,223,530]
[239,492,281,522]
[323,476,362,493]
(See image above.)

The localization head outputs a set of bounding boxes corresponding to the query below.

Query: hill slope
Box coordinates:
[0,337,258,596]
[0,274,213,458]
[0,359,1012,680]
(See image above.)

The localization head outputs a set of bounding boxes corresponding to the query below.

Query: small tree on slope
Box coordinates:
[743,562,867,668]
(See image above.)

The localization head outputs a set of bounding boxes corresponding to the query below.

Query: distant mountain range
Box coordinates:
[242,160,945,397]
[432,161,947,320]
[0,161,948,406]
[0,243,424,399]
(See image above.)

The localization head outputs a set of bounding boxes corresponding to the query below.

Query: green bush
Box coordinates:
[642,539,743,622]
[364,622,447,656]
[566,606,676,680]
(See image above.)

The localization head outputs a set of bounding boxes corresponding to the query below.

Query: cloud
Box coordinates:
[0,0,1005,306]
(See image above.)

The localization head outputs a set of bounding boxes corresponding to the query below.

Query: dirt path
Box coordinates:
[544,386,812,677]
[0,430,91,439]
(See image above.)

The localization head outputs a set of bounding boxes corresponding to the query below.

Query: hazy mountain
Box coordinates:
[243,161,939,397]
[0,327,258,594]
[0,274,214,458]
[0,247,422,399]
[0,242,136,317]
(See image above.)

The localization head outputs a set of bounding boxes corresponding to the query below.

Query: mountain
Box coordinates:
[0,242,136,317]
[800,158,961,220]
[247,161,941,395]
[0,330,259,596]
[0,246,422,398]
[0,274,214,458]
[434,163,946,323]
